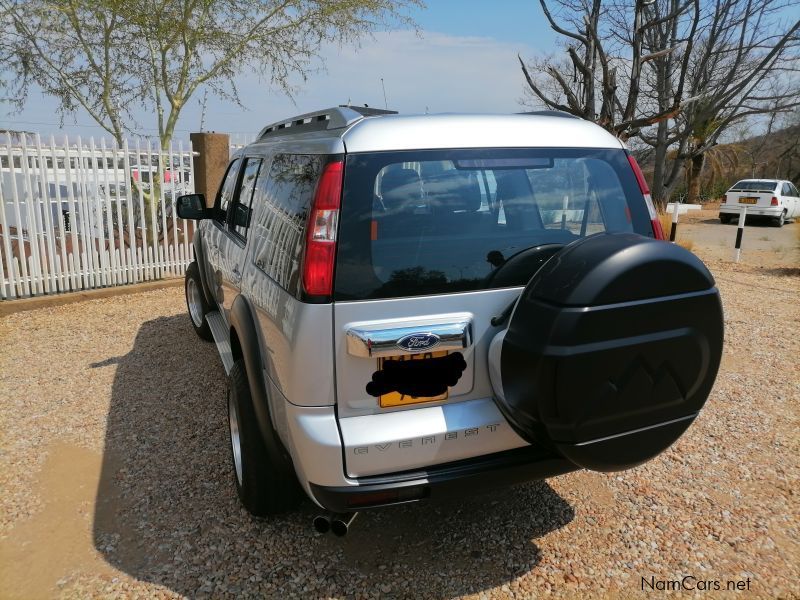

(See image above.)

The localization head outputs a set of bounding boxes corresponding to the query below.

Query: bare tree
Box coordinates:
[519,0,699,138]
[521,0,800,205]
[774,108,800,182]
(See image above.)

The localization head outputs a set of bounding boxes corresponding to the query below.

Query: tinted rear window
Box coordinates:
[730,180,779,192]
[335,148,652,301]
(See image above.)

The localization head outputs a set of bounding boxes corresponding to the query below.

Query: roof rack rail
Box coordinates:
[256,105,397,141]
[518,110,581,119]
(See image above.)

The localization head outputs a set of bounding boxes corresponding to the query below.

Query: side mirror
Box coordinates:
[232,203,251,229]
[176,193,210,220]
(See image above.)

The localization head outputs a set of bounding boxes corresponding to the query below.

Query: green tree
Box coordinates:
[2,0,421,237]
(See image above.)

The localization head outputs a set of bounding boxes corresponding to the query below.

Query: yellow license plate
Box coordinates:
[379,351,449,408]
[739,197,758,204]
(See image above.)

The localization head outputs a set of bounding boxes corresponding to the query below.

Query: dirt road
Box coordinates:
[671,203,799,267]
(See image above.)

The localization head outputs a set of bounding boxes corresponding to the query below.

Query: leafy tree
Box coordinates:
[1,0,421,237]
[2,0,420,146]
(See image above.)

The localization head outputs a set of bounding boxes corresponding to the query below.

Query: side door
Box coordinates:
[205,157,242,316]
[218,156,263,323]
[788,182,800,218]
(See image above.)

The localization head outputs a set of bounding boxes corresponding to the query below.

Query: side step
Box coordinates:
[206,311,234,374]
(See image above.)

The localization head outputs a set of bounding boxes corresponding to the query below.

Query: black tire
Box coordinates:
[185,261,213,341]
[227,359,302,516]
[773,211,786,227]
[719,213,732,224]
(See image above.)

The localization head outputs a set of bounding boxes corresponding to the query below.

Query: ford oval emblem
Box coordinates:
[397,332,441,352]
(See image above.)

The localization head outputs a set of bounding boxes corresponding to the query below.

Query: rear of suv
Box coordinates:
[177,107,723,524]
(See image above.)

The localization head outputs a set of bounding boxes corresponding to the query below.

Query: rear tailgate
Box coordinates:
[727,181,779,207]
[332,146,655,478]
[333,291,530,478]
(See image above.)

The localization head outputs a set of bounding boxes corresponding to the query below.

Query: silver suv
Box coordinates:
[177,106,724,533]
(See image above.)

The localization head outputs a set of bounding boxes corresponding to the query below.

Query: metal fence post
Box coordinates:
[734,206,747,262]
[670,203,679,242]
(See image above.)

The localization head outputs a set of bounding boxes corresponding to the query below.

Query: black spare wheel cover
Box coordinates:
[496,232,723,472]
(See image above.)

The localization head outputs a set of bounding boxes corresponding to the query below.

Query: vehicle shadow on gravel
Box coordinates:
[94,315,574,598]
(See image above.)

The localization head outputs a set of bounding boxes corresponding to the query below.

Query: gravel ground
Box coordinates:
[670,205,800,266]
[0,255,798,599]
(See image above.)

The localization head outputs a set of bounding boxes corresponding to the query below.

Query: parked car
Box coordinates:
[719,179,800,227]
[176,107,724,535]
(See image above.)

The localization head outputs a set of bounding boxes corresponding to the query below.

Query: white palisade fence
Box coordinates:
[0,132,196,299]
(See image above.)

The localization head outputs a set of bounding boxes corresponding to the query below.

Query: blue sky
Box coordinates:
[412,1,556,47]
[4,1,796,143]
[1,1,559,143]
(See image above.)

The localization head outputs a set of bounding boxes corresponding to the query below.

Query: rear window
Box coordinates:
[729,180,779,192]
[335,147,652,301]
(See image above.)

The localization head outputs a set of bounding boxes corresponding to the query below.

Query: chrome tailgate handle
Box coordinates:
[346,320,472,358]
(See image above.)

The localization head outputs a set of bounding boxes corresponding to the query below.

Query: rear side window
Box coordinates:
[335,148,651,301]
[251,154,323,294]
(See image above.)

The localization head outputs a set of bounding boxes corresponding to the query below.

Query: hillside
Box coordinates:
[638,124,800,202]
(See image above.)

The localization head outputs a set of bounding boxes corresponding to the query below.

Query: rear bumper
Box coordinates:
[308,445,577,512]
[719,206,783,217]
[274,393,574,512]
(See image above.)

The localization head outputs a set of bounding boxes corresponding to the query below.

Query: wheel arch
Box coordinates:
[228,295,294,471]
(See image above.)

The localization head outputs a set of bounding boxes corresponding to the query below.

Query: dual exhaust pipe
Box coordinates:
[313,512,358,537]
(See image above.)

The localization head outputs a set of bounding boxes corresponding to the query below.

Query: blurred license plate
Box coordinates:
[739,197,758,204]
[379,351,449,408]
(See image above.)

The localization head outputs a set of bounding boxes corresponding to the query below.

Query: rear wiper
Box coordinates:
[490,297,518,327]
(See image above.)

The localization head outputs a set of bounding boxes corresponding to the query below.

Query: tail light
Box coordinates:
[302,160,343,297]
[722,195,727,204]
[626,154,665,240]
[771,197,779,206]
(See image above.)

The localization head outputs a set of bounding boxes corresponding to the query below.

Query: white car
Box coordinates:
[719,179,800,227]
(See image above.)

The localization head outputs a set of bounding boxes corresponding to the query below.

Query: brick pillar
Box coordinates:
[190,132,230,207]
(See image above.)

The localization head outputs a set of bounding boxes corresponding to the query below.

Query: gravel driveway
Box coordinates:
[0,257,798,599]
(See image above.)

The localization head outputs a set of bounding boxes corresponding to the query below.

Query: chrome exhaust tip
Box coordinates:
[330,512,358,537]
[312,514,331,534]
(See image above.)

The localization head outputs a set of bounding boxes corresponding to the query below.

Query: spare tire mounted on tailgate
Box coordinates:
[491,232,724,472]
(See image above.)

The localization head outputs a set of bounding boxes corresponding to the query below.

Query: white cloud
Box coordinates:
[2,30,539,142]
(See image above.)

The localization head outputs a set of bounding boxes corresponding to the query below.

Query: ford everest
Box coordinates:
[176,106,723,534]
